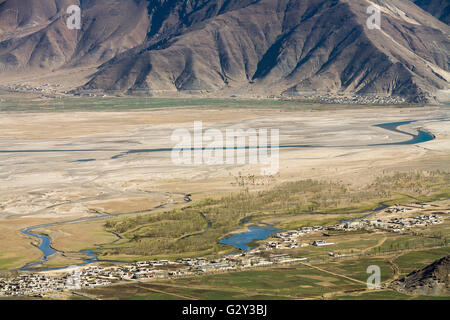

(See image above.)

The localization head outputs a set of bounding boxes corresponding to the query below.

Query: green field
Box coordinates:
[74,248,449,300]
[315,257,394,283]
[0,96,321,113]
[76,264,364,300]
[393,247,450,276]
[0,94,422,113]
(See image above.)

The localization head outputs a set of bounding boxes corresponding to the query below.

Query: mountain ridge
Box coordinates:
[0,0,449,103]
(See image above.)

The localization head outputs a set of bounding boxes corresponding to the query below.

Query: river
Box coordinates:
[15,119,439,270]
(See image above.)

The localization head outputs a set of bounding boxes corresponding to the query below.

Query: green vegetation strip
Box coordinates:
[98,171,449,261]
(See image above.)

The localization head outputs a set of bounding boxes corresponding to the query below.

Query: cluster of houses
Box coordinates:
[359,214,443,232]
[0,252,307,297]
[317,94,406,105]
[385,206,407,214]
[3,83,63,94]
[4,84,44,93]
[0,272,111,297]
[325,214,443,233]
[1,204,444,297]
[263,225,334,250]
[261,213,444,250]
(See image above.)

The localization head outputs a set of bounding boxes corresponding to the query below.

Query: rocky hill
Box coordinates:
[391,255,449,296]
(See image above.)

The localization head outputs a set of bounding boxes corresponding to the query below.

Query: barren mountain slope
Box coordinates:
[0,0,150,73]
[83,0,450,102]
[413,0,449,24]
[0,0,449,102]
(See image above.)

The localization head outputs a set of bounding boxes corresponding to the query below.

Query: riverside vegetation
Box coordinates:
[100,171,450,260]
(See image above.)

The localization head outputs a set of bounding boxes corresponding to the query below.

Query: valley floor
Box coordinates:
[0,97,449,299]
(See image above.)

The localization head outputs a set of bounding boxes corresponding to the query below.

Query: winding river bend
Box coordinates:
[18,199,186,271]
[0,120,436,157]
[15,120,437,271]
[111,120,435,158]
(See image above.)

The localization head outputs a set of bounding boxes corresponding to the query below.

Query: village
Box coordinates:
[0,253,307,297]
[261,204,444,251]
[0,204,446,298]
[316,94,407,105]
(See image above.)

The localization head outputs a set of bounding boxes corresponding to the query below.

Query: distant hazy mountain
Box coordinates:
[0,0,449,102]
[414,0,449,24]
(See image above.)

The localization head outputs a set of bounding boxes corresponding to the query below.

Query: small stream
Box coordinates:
[18,200,185,271]
[19,214,118,271]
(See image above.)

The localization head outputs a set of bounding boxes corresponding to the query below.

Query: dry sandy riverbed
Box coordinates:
[0,106,449,269]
